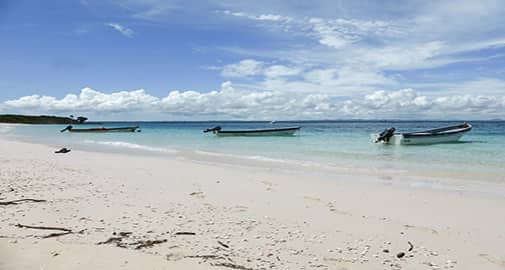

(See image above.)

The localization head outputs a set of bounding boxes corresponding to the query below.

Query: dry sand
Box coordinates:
[1,137,505,269]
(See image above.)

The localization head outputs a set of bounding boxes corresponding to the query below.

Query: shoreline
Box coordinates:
[1,137,505,269]
[2,133,505,198]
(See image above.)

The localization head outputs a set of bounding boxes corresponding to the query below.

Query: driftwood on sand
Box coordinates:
[15,224,72,232]
[408,241,414,252]
[186,254,226,260]
[132,239,167,249]
[218,240,230,248]
[97,237,124,246]
[14,223,84,238]
[210,262,255,270]
[0,199,46,205]
[186,253,254,270]
[175,231,196,235]
[43,231,75,238]
[97,232,167,249]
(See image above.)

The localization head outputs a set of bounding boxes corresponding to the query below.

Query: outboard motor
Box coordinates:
[60,125,73,132]
[376,127,395,143]
[203,126,222,133]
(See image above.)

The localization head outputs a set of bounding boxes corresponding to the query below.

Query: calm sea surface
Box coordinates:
[3,121,505,182]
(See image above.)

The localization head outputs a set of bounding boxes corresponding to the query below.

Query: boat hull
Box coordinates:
[397,132,466,145]
[372,129,469,145]
[215,127,300,137]
[68,127,139,133]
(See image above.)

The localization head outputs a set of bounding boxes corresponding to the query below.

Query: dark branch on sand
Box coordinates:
[43,231,74,238]
[15,224,84,238]
[175,231,196,235]
[408,241,414,252]
[15,224,72,232]
[186,254,226,260]
[97,233,166,250]
[211,262,255,270]
[131,239,167,249]
[0,199,47,206]
[97,237,125,247]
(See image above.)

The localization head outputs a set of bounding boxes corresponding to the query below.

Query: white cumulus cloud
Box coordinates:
[2,85,505,120]
[3,88,157,113]
[341,89,505,118]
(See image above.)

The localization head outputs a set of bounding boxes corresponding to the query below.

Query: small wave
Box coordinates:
[0,126,14,133]
[83,140,178,153]
[194,150,290,163]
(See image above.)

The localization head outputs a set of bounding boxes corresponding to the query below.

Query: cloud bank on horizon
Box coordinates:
[1,0,505,120]
[2,85,504,120]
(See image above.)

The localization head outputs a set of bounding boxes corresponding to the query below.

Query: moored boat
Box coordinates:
[203,126,300,136]
[373,123,472,145]
[60,125,140,133]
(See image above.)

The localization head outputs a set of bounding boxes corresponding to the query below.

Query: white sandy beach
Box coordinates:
[1,136,505,270]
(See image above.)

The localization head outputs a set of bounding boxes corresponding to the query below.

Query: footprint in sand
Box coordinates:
[261,180,274,191]
[303,196,352,216]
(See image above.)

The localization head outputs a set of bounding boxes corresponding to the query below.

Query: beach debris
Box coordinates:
[97,237,123,245]
[97,232,166,250]
[131,239,167,249]
[97,237,125,248]
[407,241,414,252]
[189,191,205,198]
[15,224,72,232]
[175,231,196,236]
[396,252,405,258]
[424,262,439,268]
[210,262,255,270]
[186,254,226,260]
[43,231,75,238]
[14,223,83,238]
[0,198,46,206]
[113,231,132,237]
[383,249,390,253]
[218,240,230,248]
[54,148,71,154]
[166,253,185,261]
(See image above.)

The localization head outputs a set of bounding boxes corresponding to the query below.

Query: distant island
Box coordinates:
[0,114,88,124]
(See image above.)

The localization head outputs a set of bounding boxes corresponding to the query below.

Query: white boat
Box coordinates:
[204,126,300,136]
[372,123,472,145]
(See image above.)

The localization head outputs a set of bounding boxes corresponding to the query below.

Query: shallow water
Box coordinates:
[3,121,505,182]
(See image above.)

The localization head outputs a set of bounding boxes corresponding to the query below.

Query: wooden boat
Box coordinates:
[203,126,300,136]
[373,123,472,145]
[60,125,140,133]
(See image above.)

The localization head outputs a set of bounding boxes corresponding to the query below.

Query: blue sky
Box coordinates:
[1,0,505,120]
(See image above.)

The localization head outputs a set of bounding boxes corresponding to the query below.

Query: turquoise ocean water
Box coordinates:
[2,121,505,183]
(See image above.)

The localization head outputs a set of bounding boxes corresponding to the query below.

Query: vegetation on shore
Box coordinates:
[0,114,88,124]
